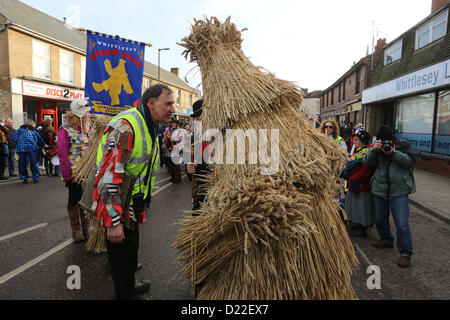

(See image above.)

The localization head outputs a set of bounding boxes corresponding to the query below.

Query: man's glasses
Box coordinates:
[325,126,334,129]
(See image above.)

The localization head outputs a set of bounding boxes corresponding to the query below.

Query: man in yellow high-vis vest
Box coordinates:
[93,84,175,299]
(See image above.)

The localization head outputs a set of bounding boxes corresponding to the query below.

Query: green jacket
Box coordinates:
[362,144,416,200]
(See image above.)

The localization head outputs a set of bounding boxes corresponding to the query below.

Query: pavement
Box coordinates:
[409,169,450,224]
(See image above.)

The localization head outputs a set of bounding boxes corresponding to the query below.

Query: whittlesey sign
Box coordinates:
[362,58,450,104]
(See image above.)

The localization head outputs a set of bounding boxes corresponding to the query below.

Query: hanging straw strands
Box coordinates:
[72,114,113,254]
[173,16,358,300]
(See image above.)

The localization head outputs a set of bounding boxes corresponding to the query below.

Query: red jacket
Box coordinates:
[347,162,374,193]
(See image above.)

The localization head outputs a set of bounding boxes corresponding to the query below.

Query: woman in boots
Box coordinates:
[342,130,375,237]
[57,100,91,242]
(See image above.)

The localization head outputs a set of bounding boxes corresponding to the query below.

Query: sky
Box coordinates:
[21,0,431,93]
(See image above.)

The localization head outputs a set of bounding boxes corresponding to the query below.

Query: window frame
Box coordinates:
[384,39,403,66]
[59,49,74,85]
[32,40,51,80]
[415,9,448,50]
[80,56,86,88]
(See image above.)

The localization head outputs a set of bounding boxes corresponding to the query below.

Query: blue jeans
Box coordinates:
[18,151,40,181]
[374,195,413,257]
[8,147,15,174]
[2,144,8,165]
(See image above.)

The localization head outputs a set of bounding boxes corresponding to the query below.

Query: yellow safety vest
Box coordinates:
[96,108,159,204]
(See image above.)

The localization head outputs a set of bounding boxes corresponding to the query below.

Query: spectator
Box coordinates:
[158,123,169,167]
[5,119,17,177]
[58,105,91,242]
[342,130,375,237]
[162,119,182,183]
[42,125,58,176]
[363,125,416,268]
[13,119,45,184]
[0,117,8,180]
[342,123,353,152]
[319,119,347,152]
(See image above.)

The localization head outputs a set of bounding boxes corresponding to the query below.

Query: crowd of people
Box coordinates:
[0,117,60,182]
[0,93,417,300]
[319,119,416,268]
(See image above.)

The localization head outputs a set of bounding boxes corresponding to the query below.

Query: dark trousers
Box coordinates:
[44,155,53,175]
[67,181,83,207]
[166,156,181,182]
[106,225,139,300]
[0,145,6,177]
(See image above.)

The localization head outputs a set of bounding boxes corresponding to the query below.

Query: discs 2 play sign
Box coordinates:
[85,30,146,116]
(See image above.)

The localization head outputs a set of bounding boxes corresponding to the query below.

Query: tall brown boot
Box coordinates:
[67,205,85,242]
[80,209,91,240]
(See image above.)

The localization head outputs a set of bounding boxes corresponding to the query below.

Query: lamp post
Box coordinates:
[158,48,170,83]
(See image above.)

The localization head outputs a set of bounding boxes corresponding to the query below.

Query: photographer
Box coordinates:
[363,125,416,268]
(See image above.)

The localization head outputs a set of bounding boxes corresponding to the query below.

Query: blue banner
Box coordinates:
[85,30,145,115]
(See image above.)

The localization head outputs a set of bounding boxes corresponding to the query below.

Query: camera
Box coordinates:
[381,140,392,152]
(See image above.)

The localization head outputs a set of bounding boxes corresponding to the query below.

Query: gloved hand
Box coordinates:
[349,180,360,194]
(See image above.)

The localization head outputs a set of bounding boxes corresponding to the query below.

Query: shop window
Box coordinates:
[177,89,181,105]
[415,9,448,50]
[145,79,151,88]
[81,56,86,87]
[189,93,193,107]
[32,40,50,80]
[23,99,38,125]
[384,39,402,65]
[435,90,450,155]
[396,93,434,152]
[60,50,74,84]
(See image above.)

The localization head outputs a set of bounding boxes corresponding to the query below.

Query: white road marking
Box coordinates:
[0,173,186,284]
[0,223,48,242]
[0,238,73,285]
[354,243,373,266]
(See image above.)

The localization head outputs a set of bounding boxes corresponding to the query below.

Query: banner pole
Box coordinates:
[76,28,152,47]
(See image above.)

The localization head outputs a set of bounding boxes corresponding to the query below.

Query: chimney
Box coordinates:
[63,17,67,24]
[170,68,179,77]
[431,0,450,13]
[376,38,386,51]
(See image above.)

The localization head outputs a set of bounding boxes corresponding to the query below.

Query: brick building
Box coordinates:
[319,39,385,128]
[0,0,198,130]
[362,0,450,176]
[300,89,322,125]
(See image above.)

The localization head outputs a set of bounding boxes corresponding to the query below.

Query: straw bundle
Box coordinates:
[73,114,113,184]
[173,17,358,300]
[73,114,112,253]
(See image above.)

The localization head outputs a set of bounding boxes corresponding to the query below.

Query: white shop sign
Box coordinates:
[362,58,450,104]
[16,80,84,100]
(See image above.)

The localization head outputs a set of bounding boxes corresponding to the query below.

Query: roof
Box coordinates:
[0,0,196,93]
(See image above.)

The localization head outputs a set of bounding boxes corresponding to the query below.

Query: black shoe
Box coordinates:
[352,225,367,237]
[22,179,28,184]
[134,280,151,295]
[0,176,8,180]
[33,180,39,183]
[9,174,18,177]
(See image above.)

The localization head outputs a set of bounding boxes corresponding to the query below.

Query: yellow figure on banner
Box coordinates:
[92,59,133,106]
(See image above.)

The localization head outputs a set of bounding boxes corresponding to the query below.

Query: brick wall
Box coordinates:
[0,76,12,119]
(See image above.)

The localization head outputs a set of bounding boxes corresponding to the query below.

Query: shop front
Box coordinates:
[362,58,450,176]
[11,78,84,131]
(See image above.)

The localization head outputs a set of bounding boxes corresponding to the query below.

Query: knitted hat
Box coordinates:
[376,125,394,140]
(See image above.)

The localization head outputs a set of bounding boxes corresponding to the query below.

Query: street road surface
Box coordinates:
[0,167,448,300]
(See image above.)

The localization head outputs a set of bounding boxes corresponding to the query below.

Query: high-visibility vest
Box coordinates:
[96,108,159,204]
[332,135,344,143]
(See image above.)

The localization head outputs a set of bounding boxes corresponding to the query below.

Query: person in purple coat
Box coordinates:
[57,100,91,242]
